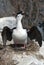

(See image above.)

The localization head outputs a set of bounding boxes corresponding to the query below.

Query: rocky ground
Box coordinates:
[0,33,44,65]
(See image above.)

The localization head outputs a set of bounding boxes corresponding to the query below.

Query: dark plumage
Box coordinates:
[1,26,16,47]
[27,26,42,47]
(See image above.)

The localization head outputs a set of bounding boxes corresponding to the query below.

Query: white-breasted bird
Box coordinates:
[12,11,27,48]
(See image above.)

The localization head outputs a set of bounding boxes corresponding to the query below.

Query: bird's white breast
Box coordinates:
[12,29,27,40]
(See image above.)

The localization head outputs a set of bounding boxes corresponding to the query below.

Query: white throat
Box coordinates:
[16,14,23,30]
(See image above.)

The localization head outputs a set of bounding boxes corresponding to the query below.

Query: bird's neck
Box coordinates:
[16,18,23,30]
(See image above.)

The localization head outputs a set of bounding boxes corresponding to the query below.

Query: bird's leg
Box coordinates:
[24,39,27,48]
[24,44,27,49]
[14,41,17,48]
[15,43,17,48]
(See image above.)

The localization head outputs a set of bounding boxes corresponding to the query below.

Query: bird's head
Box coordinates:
[16,11,25,20]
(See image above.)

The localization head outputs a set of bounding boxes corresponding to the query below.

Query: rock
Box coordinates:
[30,62,43,65]
[39,41,44,58]
[0,43,44,65]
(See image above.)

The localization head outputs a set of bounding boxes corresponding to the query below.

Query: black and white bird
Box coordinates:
[12,11,27,48]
